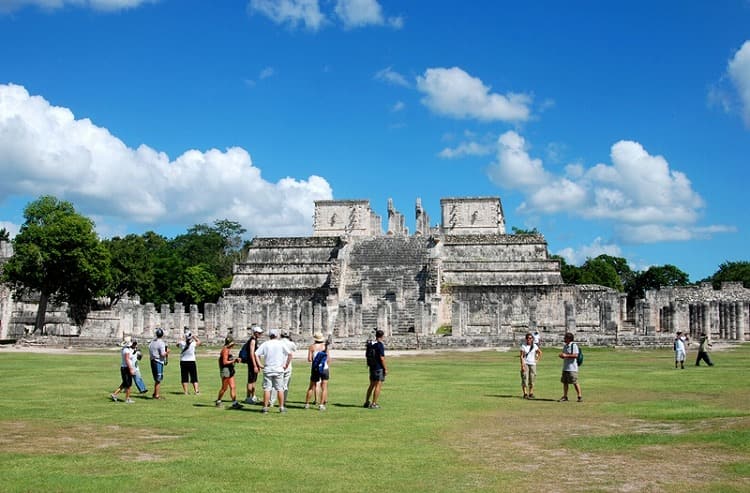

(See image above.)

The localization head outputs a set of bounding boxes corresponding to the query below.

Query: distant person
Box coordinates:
[148,328,169,400]
[239,326,263,404]
[131,338,148,394]
[304,332,330,411]
[519,332,542,399]
[695,333,714,367]
[178,329,201,395]
[270,330,297,407]
[674,331,687,369]
[364,329,387,409]
[558,332,582,402]
[532,330,542,347]
[255,329,293,413]
[111,336,136,403]
[216,336,242,409]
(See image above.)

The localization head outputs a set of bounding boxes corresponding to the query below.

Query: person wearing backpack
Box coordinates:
[558,332,583,402]
[304,332,329,411]
[519,332,542,399]
[239,326,263,404]
[364,329,387,409]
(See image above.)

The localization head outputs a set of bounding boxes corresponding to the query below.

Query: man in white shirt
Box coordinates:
[519,333,542,399]
[255,329,293,413]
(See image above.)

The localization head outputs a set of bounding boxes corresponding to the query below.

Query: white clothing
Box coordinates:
[562,342,579,372]
[120,347,133,368]
[255,338,292,373]
[520,343,539,365]
[178,340,197,362]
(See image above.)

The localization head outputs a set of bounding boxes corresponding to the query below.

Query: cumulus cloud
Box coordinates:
[0,0,156,13]
[556,238,623,266]
[485,131,730,244]
[728,40,750,127]
[0,83,333,237]
[416,67,532,122]
[247,0,400,31]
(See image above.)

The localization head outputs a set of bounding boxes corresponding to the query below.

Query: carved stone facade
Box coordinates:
[1,196,748,348]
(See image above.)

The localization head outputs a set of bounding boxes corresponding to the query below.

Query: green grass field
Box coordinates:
[0,343,748,492]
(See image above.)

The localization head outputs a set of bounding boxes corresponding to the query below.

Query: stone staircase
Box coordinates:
[342,237,431,335]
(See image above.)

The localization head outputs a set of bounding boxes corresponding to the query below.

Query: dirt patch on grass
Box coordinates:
[450,412,750,492]
[0,421,180,461]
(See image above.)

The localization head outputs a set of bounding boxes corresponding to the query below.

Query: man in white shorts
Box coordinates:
[255,329,293,413]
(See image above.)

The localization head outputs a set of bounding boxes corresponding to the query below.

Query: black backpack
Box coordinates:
[238,340,251,363]
[365,340,378,367]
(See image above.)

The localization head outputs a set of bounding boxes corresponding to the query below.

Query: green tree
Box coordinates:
[103,233,154,306]
[630,264,690,300]
[181,264,224,305]
[2,196,111,331]
[709,261,750,288]
[579,255,624,291]
[511,226,539,235]
[551,255,582,284]
[0,227,9,242]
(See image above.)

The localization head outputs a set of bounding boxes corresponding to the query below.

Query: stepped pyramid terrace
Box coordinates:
[1,197,749,348]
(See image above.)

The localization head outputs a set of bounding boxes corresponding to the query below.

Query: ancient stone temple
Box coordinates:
[1,197,748,347]
[220,197,624,346]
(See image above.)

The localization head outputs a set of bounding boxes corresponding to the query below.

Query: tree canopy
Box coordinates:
[2,196,110,331]
[708,261,750,288]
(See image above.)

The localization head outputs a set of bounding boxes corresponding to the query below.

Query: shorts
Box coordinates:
[521,364,536,387]
[220,366,235,379]
[310,368,330,382]
[247,367,259,384]
[120,367,133,389]
[369,368,385,382]
[263,370,284,392]
[561,370,578,384]
[180,361,198,383]
[150,360,164,383]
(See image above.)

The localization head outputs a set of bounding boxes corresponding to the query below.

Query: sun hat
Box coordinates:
[224,335,234,347]
[121,336,132,347]
[313,332,325,343]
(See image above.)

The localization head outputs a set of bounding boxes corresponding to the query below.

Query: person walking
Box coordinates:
[111,336,136,403]
[178,329,201,395]
[148,328,169,400]
[695,333,714,366]
[558,332,582,402]
[520,332,542,399]
[216,336,242,409]
[131,338,148,394]
[364,329,387,409]
[255,329,293,413]
[304,332,330,411]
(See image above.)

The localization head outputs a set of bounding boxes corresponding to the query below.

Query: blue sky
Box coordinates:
[0,0,749,282]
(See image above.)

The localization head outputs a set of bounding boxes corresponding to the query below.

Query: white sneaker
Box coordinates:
[110,394,118,402]
[125,398,134,404]
[319,404,326,411]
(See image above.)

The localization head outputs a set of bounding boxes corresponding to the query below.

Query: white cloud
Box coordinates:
[0,0,156,13]
[485,131,729,244]
[247,0,400,31]
[555,238,623,266]
[728,40,750,127]
[259,67,276,79]
[416,67,532,122]
[375,67,410,88]
[0,83,333,237]
[438,141,492,159]
[334,0,402,29]
[487,131,548,187]
[248,0,327,31]
[390,101,405,112]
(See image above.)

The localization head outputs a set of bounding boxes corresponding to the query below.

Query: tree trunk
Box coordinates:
[34,292,48,335]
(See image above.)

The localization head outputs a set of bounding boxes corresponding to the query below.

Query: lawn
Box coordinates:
[0,343,748,492]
